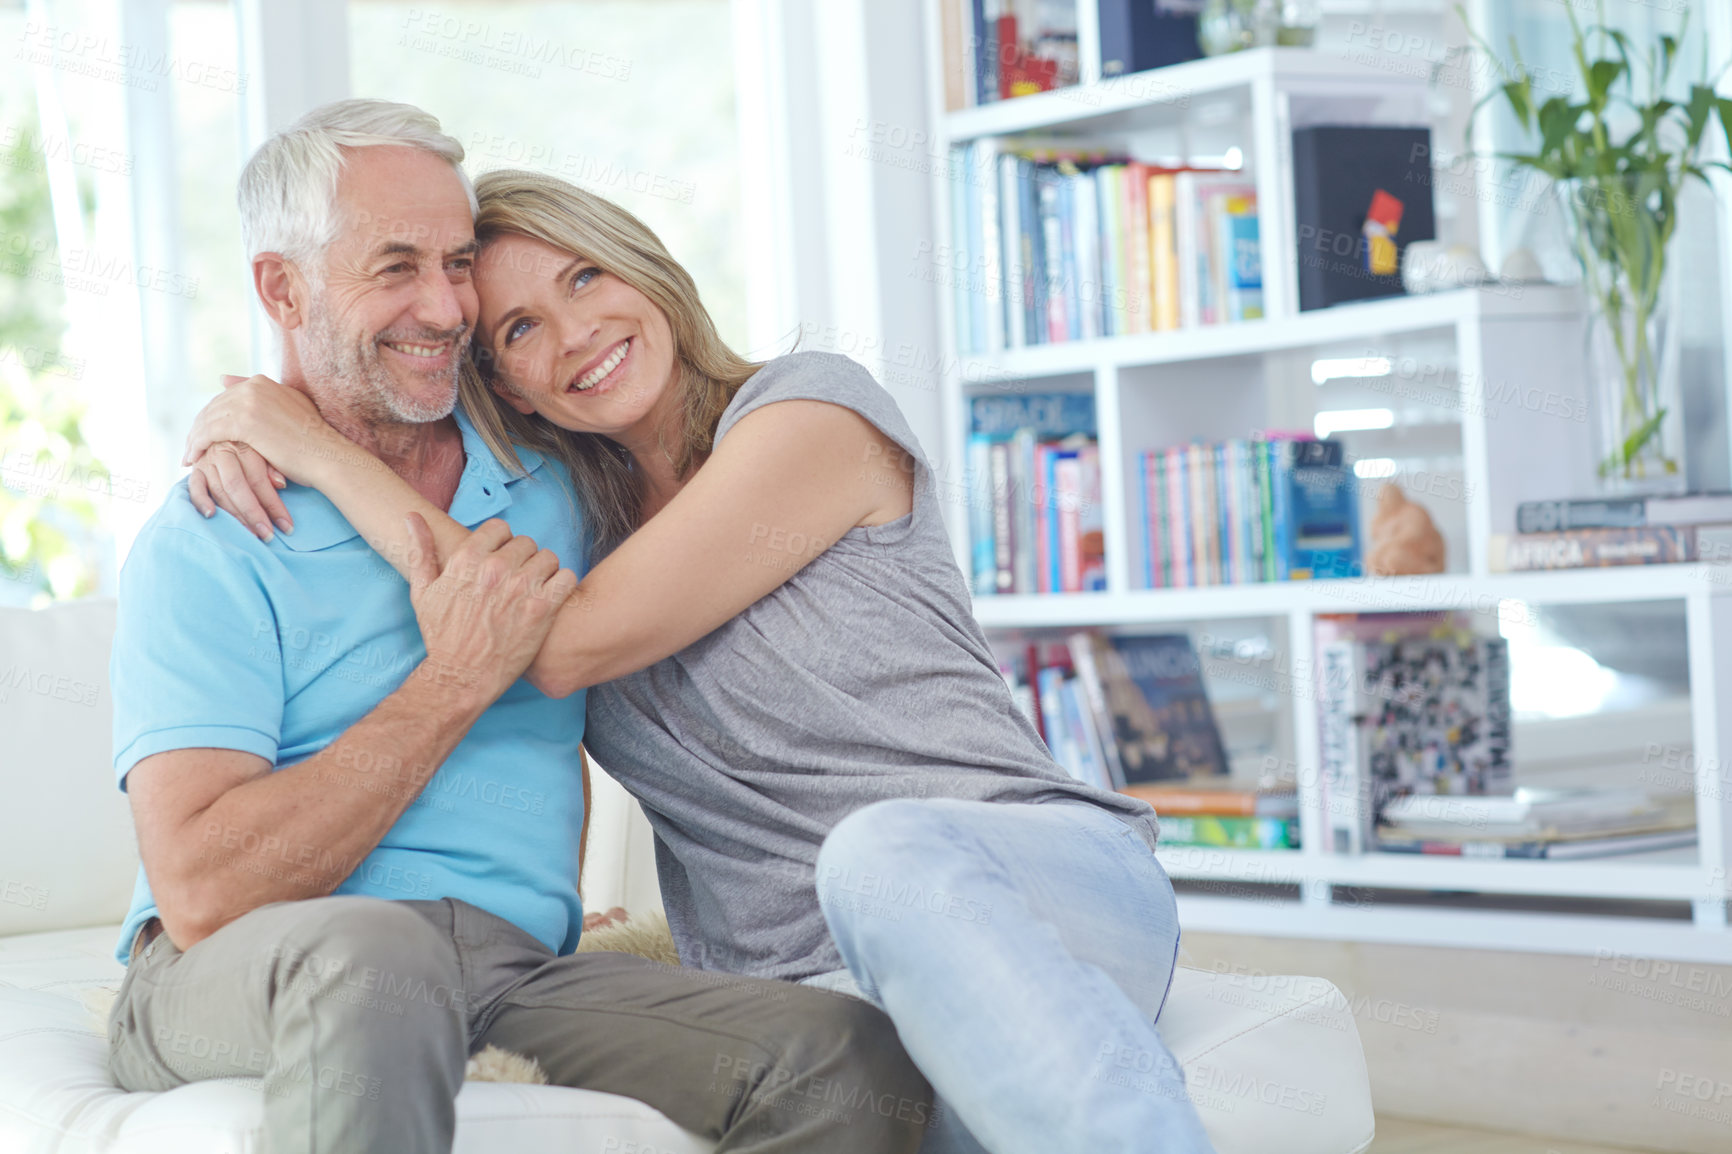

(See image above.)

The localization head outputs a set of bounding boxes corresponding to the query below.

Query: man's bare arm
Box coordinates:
[128,673,490,949]
[126,516,577,951]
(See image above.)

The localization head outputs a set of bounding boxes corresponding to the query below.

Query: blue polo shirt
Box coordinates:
[110,406,589,964]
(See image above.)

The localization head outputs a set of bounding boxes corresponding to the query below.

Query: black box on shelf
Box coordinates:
[1291,125,1436,311]
[1098,0,1205,77]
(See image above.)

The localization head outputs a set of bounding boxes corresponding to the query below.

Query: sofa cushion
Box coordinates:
[1162,967,1376,1154]
[0,926,1374,1154]
[0,600,138,938]
[0,926,713,1154]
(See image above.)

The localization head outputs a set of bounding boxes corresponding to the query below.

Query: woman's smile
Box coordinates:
[568,336,632,395]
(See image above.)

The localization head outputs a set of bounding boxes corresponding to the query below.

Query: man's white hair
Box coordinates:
[236,98,477,269]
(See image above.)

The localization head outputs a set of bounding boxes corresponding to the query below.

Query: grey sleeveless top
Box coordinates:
[583,351,1162,981]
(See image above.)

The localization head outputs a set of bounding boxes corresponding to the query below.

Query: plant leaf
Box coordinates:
[1501,78,1534,130]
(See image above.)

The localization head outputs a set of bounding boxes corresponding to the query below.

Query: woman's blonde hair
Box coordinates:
[458,168,761,555]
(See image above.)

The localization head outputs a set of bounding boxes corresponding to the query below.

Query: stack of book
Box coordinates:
[1120,782,1300,849]
[1501,493,1732,571]
[1135,436,1362,587]
[998,631,1230,795]
[1377,787,1696,859]
[968,393,1106,595]
[1315,613,1513,854]
[946,145,1262,354]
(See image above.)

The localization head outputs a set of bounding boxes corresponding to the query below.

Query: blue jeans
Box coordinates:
[809,798,1216,1154]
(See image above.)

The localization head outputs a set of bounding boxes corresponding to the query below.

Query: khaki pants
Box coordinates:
[107,895,932,1154]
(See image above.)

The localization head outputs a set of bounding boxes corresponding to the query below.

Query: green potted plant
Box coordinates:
[1464,3,1732,493]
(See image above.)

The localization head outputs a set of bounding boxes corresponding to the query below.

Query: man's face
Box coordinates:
[294,145,478,426]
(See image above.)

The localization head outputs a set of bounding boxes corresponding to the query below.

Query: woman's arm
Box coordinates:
[526,396,914,695]
[185,376,914,698]
[184,375,475,566]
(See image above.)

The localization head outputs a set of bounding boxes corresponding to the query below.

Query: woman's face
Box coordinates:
[473,233,678,438]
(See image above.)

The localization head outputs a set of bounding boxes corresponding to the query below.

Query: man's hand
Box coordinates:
[405,514,577,707]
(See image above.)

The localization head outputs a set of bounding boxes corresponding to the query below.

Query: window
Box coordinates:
[349,0,747,349]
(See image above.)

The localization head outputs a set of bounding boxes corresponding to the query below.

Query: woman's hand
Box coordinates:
[187,440,294,541]
[181,375,348,541]
[183,374,337,479]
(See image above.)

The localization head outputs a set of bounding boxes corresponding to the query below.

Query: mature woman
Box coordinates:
[185,168,1214,1154]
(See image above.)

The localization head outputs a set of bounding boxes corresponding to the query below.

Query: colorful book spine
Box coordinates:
[1077,444,1106,591]
[1318,638,1368,854]
[1124,161,1153,337]
[973,139,1003,354]
[998,152,1025,349]
[1503,525,1714,571]
[1138,450,1154,589]
[1158,815,1299,849]
[969,395,1105,597]
[1033,443,1053,594]
[1148,171,1179,331]
[1224,195,1263,321]
[1132,437,1361,589]
[1168,448,1190,586]
[1072,169,1100,341]
[967,434,995,595]
[1067,631,1127,789]
[945,152,1264,348]
[989,440,1015,592]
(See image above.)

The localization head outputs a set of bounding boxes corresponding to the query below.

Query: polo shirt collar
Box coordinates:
[277,403,546,552]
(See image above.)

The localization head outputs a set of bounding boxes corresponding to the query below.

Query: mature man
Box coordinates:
[104,99,929,1154]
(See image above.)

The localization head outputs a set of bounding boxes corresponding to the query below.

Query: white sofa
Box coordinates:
[0,599,1376,1153]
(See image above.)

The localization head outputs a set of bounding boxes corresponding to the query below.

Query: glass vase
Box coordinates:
[1554,177,1686,496]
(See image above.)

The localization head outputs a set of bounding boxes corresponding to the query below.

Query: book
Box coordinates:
[1120,784,1300,818]
[1221,194,1263,321]
[1381,787,1666,838]
[1291,125,1436,311]
[940,0,969,112]
[1317,638,1368,854]
[1158,814,1299,849]
[1376,829,1696,860]
[1282,437,1361,579]
[1067,631,1127,788]
[1124,162,1154,336]
[1060,674,1112,790]
[999,153,1027,348]
[988,440,1014,592]
[1516,493,1732,533]
[971,0,995,107]
[1037,663,1073,768]
[1147,171,1180,331]
[967,434,996,594]
[1097,0,1204,77]
[973,139,1005,353]
[1085,633,1229,784]
[1317,619,1513,853]
[1502,525,1732,570]
[1072,168,1100,341]
[1095,165,1123,336]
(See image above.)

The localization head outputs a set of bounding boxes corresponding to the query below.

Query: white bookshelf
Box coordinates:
[921,10,1732,962]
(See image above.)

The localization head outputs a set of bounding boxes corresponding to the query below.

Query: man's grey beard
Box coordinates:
[301,297,464,425]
